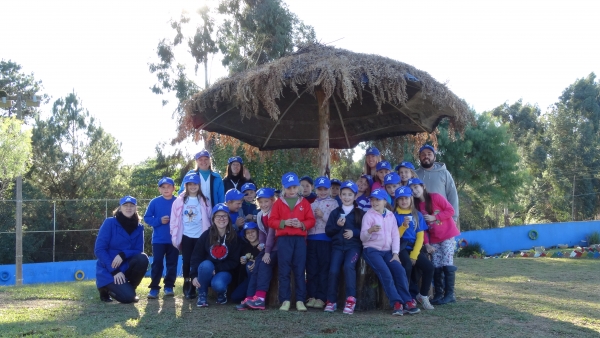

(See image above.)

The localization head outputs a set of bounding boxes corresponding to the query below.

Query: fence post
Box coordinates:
[53,201,56,263]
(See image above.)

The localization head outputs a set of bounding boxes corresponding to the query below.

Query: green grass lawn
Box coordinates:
[1,258,599,338]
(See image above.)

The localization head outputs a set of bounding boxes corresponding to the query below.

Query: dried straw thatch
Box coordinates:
[178,43,471,152]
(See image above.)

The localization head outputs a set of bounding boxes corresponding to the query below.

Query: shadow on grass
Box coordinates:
[1,275,599,337]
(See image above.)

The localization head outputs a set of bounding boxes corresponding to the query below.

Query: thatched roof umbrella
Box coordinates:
[180,43,470,175]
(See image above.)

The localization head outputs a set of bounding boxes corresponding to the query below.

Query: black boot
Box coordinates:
[430,268,445,305]
[438,266,457,305]
[184,279,197,300]
[98,287,112,302]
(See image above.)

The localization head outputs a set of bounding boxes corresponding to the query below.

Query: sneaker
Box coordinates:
[147,289,159,299]
[392,302,403,316]
[324,302,337,313]
[279,300,290,311]
[296,301,308,312]
[416,293,434,310]
[236,298,249,311]
[163,287,175,297]
[313,299,325,309]
[196,293,208,307]
[246,296,266,310]
[216,291,227,304]
[133,296,140,303]
[343,296,356,315]
[404,299,421,315]
[306,298,316,308]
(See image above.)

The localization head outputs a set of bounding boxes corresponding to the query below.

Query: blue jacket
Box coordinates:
[95,217,144,288]
[179,169,225,206]
[393,210,428,251]
[325,207,364,251]
[144,195,176,244]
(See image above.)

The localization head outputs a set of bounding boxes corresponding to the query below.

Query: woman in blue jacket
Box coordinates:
[95,196,149,303]
[179,150,225,206]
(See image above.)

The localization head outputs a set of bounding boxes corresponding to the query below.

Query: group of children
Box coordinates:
[141,146,459,316]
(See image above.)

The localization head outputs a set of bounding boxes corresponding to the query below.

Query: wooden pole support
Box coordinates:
[316,89,330,177]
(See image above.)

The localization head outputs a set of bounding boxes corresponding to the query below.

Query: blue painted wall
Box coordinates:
[0,256,183,287]
[458,221,600,255]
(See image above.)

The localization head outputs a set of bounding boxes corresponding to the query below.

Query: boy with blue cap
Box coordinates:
[384,172,402,201]
[306,176,337,309]
[330,178,343,207]
[144,177,178,299]
[241,183,259,221]
[373,160,392,191]
[225,188,246,234]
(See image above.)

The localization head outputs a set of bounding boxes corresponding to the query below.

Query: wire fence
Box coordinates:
[0,199,153,265]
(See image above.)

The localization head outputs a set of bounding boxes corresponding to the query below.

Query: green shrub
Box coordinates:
[457,242,483,257]
[587,231,600,245]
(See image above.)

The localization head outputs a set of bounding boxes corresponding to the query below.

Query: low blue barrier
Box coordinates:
[458,221,600,255]
[0,256,183,286]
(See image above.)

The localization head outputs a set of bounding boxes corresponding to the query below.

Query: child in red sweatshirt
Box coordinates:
[266,172,315,311]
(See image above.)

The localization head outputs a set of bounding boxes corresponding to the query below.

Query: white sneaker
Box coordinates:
[416,294,435,310]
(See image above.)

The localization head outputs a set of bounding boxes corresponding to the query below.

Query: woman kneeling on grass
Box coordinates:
[95,196,149,303]
[190,203,242,307]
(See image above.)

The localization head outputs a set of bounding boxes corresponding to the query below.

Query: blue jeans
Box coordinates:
[306,240,331,301]
[327,247,361,302]
[149,243,179,290]
[248,251,278,296]
[362,247,412,307]
[196,260,232,295]
[277,236,307,303]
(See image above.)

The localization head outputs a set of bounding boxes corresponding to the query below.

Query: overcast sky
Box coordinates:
[3,0,599,164]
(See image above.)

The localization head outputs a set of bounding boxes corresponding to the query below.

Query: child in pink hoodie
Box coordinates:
[360,188,420,316]
[408,178,459,306]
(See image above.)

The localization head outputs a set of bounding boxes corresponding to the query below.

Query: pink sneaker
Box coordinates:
[324,301,337,312]
[343,296,356,315]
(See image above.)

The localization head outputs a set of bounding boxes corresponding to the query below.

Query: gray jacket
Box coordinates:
[415,162,459,221]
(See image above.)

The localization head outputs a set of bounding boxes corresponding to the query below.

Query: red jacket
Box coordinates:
[268,196,316,237]
[416,193,460,244]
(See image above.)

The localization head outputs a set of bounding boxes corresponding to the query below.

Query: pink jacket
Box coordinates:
[360,208,400,254]
[416,193,460,244]
[170,192,212,250]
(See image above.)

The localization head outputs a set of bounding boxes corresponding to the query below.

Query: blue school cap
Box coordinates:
[183,173,200,185]
[256,187,275,199]
[360,174,373,187]
[241,183,257,193]
[120,195,137,205]
[282,172,300,188]
[369,188,389,200]
[384,172,401,185]
[395,161,416,171]
[314,176,331,189]
[195,150,210,159]
[365,147,380,156]
[225,189,244,202]
[341,180,358,194]
[299,175,313,185]
[419,144,436,154]
[228,156,243,164]
[407,178,425,186]
[158,176,174,187]
[242,222,258,233]
[331,179,342,186]
[212,203,230,215]
[394,186,413,198]
[376,161,392,171]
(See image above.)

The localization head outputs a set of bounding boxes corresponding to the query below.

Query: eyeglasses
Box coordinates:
[214,215,229,220]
